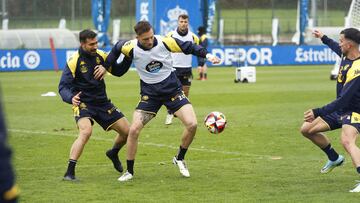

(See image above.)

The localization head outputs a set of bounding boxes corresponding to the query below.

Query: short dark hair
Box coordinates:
[79,29,97,43]
[134,21,153,36]
[198,26,206,36]
[178,14,189,20]
[340,28,360,44]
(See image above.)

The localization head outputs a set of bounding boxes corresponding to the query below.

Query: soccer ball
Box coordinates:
[204,111,227,134]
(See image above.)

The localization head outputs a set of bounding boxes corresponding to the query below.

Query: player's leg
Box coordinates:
[340,124,360,192]
[202,64,208,80]
[106,117,130,173]
[118,110,155,181]
[64,117,93,181]
[300,114,344,173]
[172,104,197,177]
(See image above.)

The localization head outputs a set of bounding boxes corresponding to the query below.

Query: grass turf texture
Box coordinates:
[1,66,360,202]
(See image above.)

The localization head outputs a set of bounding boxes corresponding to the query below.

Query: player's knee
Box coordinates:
[340,134,352,149]
[129,126,141,140]
[186,121,197,133]
[300,125,310,136]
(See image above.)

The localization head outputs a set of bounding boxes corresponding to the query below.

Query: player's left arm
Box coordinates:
[162,36,220,64]
[313,63,360,117]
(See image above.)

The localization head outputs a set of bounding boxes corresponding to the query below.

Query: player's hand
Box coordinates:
[206,53,221,64]
[94,65,107,80]
[312,30,324,39]
[72,91,81,106]
[304,109,315,122]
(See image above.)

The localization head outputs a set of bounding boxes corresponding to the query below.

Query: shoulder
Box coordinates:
[345,59,360,84]
[191,32,199,44]
[122,40,136,57]
[200,34,207,42]
[96,49,108,60]
[166,31,175,37]
[67,51,80,71]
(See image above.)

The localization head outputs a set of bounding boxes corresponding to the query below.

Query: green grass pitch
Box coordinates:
[1,66,360,202]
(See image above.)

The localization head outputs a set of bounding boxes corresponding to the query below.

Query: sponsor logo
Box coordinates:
[23,50,40,69]
[295,48,337,63]
[146,61,163,73]
[0,52,20,69]
[211,47,273,66]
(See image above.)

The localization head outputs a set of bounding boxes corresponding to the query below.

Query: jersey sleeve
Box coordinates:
[162,36,208,58]
[321,35,342,57]
[58,64,76,104]
[192,33,200,45]
[313,61,360,117]
[104,40,134,72]
[58,52,79,104]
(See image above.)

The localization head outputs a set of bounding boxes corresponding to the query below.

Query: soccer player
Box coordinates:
[164,14,200,125]
[58,29,133,181]
[197,26,209,81]
[300,28,360,192]
[103,21,220,182]
[0,93,19,202]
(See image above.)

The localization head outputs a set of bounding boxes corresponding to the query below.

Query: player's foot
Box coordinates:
[173,157,190,177]
[63,174,78,182]
[349,181,360,192]
[320,155,344,174]
[106,149,124,173]
[165,114,174,125]
[118,171,133,182]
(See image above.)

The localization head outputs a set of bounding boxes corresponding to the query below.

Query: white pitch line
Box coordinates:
[15,157,244,171]
[8,128,279,159]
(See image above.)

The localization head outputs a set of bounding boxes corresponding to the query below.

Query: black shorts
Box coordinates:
[174,67,193,86]
[74,101,124,131]
[197,57,206,66]
[137,72,190,114]
[320,112,342,130]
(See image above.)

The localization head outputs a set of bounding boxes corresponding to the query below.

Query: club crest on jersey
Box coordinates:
[80,65,88,73]
[146,61,163,73]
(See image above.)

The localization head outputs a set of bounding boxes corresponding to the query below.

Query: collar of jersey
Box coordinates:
[137,37,158,51]
[177,28,188,36]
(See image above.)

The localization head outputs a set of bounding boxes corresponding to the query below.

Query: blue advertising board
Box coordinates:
[136,0,203,36]
[0,45,338,72]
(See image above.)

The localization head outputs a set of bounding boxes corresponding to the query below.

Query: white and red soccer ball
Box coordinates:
[204,111,227,134]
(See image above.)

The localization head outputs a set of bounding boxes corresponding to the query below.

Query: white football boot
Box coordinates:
[173,157,190,177]
[118,171,133,182]
[350,181,360,192]
[165,114,174,125]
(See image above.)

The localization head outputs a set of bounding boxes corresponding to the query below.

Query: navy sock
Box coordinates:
[110,147,120,154]
[66,159,77,176]
[176,146,188,160]
[357,167,360,174]
[127,160,134,175]
[321,144,339,161]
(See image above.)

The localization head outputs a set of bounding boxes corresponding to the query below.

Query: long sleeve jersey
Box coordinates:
[58,47,132,104]
[313,35,360,117]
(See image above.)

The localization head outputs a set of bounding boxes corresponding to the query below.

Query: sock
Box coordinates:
[357,167,360,174]
[321,144,339,161]
[204,73,207,79]
[176,146,188,160]
[199,72,203,79]
[110,146,120,155]
[66,159,77,176]
[127,160,135,175]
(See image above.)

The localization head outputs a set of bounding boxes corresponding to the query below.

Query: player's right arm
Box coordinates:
[58,64,76,104]
[313,30,342,57]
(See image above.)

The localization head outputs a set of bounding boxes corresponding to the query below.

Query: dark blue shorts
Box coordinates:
[341,112,360,132]
[174,67,193,86]
[320,112,342,130]
[137,72,190,114]
[74,101,124,131]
